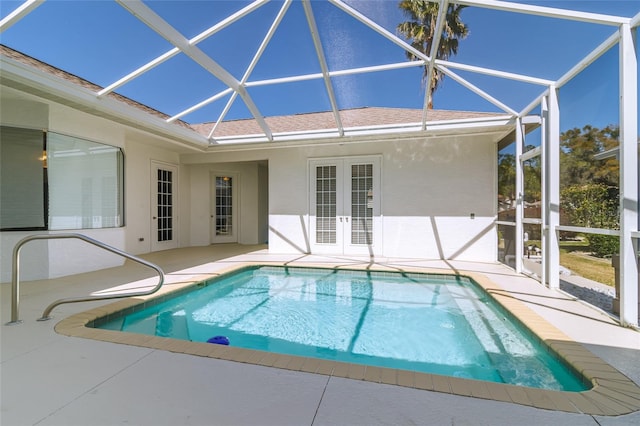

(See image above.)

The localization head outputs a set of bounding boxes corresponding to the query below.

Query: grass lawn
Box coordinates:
[560,251,615,286]
[527,240,615,287]
[560,240,615,287]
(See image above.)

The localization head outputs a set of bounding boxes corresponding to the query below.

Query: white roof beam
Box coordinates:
[99,49,177,97]
[168,88,233,123]
[0,0,43,33]
[329,0,430,63]
[437,65,518,115]
[209,0,292,141]
[422,0,449,130]
[247,72,325,87]
[302,0,343,136]
[555,30,620,89]
[519,87,549,118]
[209,92,239,141]
[245,61,424,88]
[100,0,267,97]
[330,61,425,77]
[455,0,629,26]
[434,59,554,86]
[632,11,640,28]
[117,0,273,141]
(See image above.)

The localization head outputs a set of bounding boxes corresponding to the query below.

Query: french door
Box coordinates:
[151,162,178,251]
[309,156,381,256]
[210,173,238,243]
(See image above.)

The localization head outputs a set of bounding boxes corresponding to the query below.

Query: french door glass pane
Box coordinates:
[315,165,336,244]
[216,176,232,236]
[351,163,373,245]
[157,169,173,241]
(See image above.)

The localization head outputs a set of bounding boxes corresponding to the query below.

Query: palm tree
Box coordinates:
[397,0,468,108]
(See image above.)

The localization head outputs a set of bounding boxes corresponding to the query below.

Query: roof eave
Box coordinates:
[0,55,209,151]
[206,114,519,151]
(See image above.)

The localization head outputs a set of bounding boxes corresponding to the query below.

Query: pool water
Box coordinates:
[97,266,588,391]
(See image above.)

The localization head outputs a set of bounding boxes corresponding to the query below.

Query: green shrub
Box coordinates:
[588,234,618,258]
[560,183,618,229]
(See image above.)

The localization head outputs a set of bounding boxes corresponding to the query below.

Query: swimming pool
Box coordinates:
[95,265,587,391]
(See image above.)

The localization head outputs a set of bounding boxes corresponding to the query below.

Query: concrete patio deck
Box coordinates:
[2,244,639,425]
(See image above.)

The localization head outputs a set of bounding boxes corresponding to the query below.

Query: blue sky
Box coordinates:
[1,0,638,130]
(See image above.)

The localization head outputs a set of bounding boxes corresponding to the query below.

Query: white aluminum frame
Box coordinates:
[3,0,639,326]
[208,0,292,141]
[618,23,639,326]
[0,0,42,33]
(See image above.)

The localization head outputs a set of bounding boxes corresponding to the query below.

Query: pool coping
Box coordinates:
[55,262,640,416]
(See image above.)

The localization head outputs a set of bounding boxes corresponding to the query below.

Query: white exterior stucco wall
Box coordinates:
[187,161,264,246]
[2,85,501,282]
[1,92,130,281]
[183,132,497,262]
[0,89,182,281]
[124,141,181,254]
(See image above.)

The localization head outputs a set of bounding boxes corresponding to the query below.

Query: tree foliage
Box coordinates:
[523,153,541,204]
[497,151,515,202]
[397,0,468,108]
[497,124,621,257]
[560,183,618,229]
[559,125,620,257]
[497,146,541,205]
[560,124,619,188]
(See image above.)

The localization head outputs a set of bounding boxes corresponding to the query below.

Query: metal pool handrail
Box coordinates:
[6,233,165,325]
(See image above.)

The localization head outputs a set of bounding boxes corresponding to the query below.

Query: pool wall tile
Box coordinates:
[346,364,366,380]
[246,349,268,365]
[314,360,336,376]
[483,382,512,403]
[467,380,491,400]
[285,355,306,371]
[567,393,606,415]
[504,385,532,407]
[299,357,322,374]
[582,392,633,416]
[595,379,640,398]
[524,388,563,411]
[396,370,414,388]
[363,366,382,383]
[270,355,291,369]
[54,261,640,416]
[379,368,397,386]
[430,375,451,393]
[331,362,350,378]
[255,352,280,368]
[549,393,582,413]
[188,342,217,357]
[448,377,473,397]
[593,387,640,409]
[413,373,433,391]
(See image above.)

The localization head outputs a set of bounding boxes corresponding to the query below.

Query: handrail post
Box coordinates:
[5,233,165,325]
[7,238,24,325]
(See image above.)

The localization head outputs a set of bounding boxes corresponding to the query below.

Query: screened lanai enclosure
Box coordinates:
[0,0,638,327]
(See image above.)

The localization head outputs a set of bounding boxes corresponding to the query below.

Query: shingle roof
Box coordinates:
[2,44,505,142]
[0,44,193,132]
[192,107,500,138]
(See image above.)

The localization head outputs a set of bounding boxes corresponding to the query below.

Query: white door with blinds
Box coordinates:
[151,162,178,251]
[309,156,381,256]
[210,173,238,244]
